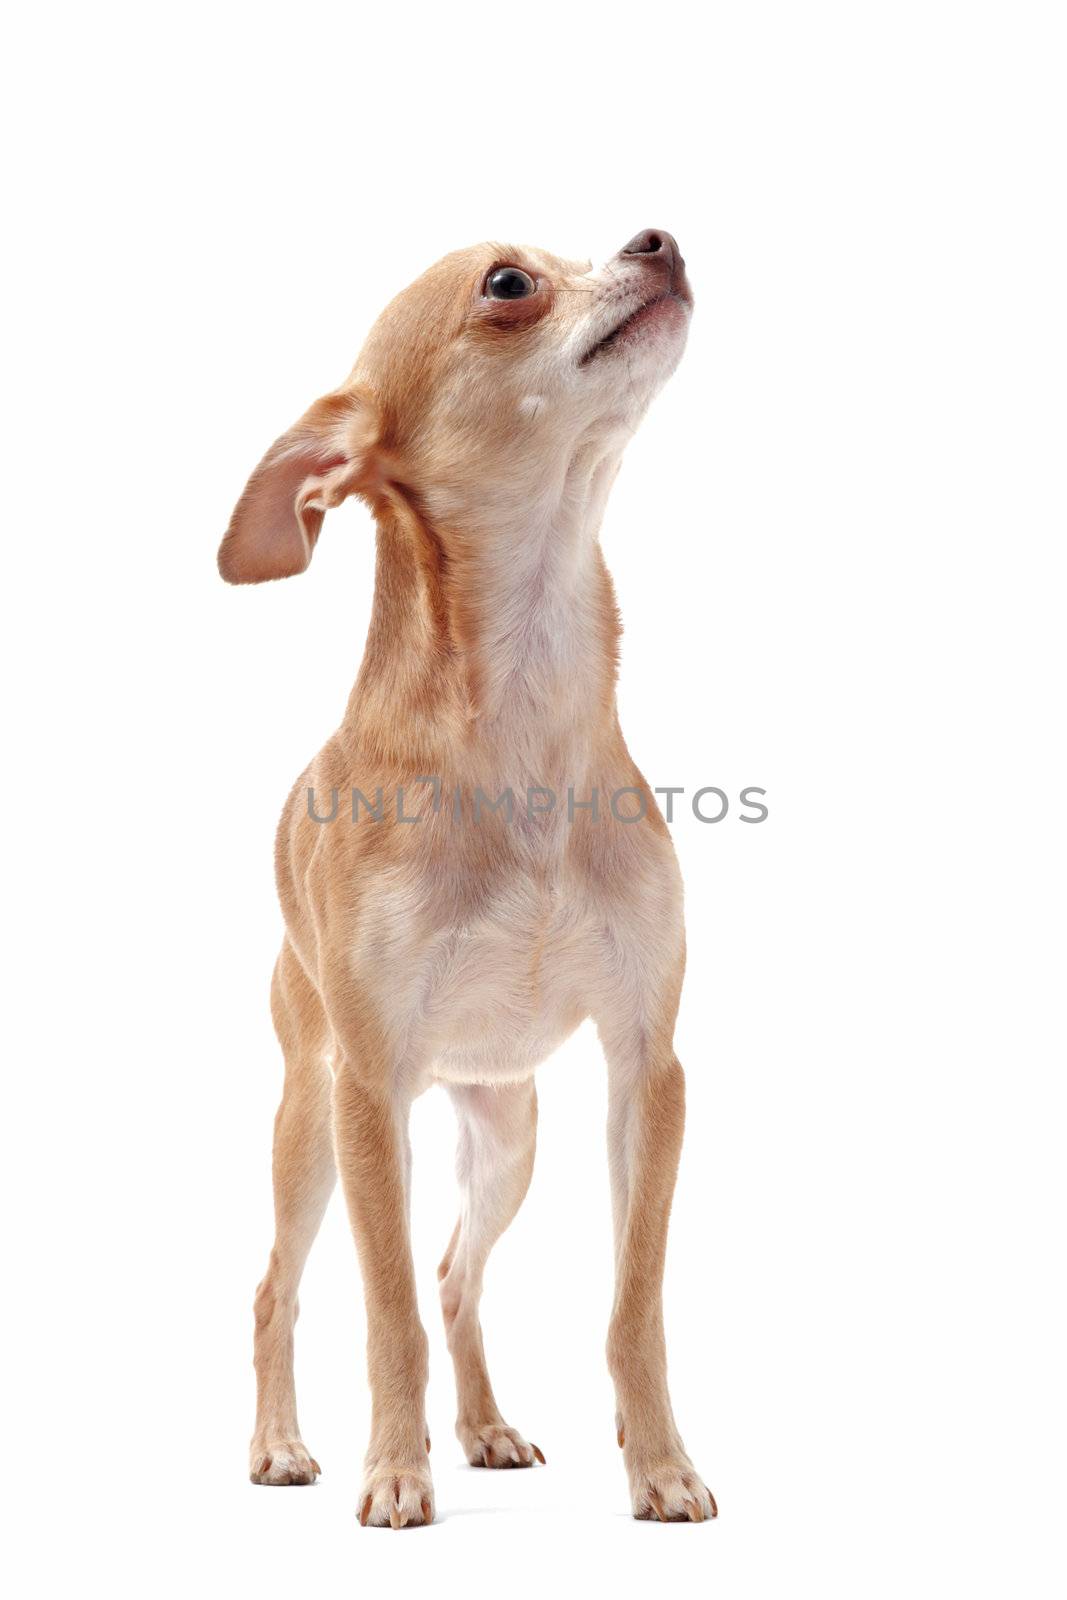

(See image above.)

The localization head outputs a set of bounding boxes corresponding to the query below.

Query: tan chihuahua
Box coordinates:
[219,229,715,1527]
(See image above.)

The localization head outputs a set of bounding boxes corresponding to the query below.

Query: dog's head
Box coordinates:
[218,230,692,584]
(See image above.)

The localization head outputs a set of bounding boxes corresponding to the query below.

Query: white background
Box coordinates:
[3,3,1065,1595]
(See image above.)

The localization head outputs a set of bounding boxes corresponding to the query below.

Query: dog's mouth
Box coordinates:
[578,292,685,368]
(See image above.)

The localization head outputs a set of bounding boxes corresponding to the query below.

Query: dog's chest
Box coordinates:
[432,871,595,1083]
[369,841,596,1085]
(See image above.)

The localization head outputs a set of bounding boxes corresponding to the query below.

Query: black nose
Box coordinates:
[620,228,684,272]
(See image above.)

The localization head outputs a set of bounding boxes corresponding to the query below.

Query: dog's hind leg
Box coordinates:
[249,940,335,1485]
[438,1080,544,1469]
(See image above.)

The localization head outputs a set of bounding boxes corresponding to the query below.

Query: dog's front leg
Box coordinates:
[332,1056,433,1528]
[603,1041,717,1523]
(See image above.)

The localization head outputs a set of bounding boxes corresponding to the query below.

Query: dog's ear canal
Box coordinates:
[217,385,383,584]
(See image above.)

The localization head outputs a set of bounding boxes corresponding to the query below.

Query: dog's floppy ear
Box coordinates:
[218,385,382,584]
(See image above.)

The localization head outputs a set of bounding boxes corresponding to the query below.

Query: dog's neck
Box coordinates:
[344,445,625,782]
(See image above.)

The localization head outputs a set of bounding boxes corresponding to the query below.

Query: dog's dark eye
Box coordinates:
[485,267,536,300]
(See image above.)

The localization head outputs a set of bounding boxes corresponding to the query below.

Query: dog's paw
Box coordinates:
[460,1420,545,1469]
[630,1453,716,1522]
[249,1439,321,1485]
[358,1462,435,1528]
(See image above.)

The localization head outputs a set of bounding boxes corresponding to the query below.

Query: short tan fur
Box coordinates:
[222,230,715,1526]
